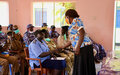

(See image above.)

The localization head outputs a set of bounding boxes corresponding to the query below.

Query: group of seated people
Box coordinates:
[0,23,74,75]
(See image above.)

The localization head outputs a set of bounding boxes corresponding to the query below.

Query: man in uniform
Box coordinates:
[0,25,19,75]
[23,24,35,47]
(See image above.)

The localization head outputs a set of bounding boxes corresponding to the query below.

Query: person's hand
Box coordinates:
[75,50,80,55]
[51,49,60,54]
[52,55,57,59]
[57,46,64,49]
[57,48,63,52]
[29,38,33,41]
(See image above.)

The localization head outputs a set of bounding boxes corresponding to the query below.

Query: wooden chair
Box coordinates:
[24,47,47,75]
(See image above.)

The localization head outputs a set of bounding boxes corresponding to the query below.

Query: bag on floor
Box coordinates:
[93,43,106,63]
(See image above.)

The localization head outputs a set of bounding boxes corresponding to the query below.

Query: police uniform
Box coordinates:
[23,24,35,47]
[0,32,7,45]
[0,55,19,75]
[23,31,35,46]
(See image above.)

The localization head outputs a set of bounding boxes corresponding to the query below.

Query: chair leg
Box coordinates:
[42,68,47,75]
[29,67,31,75]
[45,69,47,75]
[21,59,25,75]
[9,64,12,75]
[62,69,65,75]
[37,71,40,75]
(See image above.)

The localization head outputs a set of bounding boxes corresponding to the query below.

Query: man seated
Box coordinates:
[7,24,13,31]
[7,31,24,55]
[13,25,24,44]
[41,23,48,30]
[49,25,59,39]
[7,30,27,75]
[29,30,66,75]
[40,29,73,75]
[23,24,35,47]
[0,25,7,45]
[0,45,19,75]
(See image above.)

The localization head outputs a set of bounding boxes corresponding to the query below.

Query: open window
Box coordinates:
[0,1,9,26]
[33,2,75,27]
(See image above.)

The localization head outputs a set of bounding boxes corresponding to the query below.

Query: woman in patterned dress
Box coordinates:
[59,9,96,75]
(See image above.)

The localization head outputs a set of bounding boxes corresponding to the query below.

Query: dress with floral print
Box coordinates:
[68,18,92,51]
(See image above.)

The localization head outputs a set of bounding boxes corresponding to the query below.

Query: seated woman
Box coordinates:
[57,26,74,75]
[28,30,66,75]
[0,45,19,75]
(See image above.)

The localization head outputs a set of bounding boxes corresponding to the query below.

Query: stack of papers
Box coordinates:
[51,57,66,60]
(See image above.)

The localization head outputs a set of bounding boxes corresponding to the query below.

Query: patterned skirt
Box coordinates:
[73,45,96,75]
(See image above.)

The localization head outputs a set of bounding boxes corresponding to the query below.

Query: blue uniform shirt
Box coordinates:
[29,38,50,69]
[0,31,7,46]
[49,31,59,39]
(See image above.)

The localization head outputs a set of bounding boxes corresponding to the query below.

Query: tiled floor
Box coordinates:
[0,70,37,75]
[0,65,101,75]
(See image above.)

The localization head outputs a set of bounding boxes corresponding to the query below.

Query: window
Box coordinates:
[113,1,120,58]
[33,2,75,27]
[0,2,9,26]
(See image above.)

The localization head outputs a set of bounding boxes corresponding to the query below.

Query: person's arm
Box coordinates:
[19,33,24,43]
[49,31,52,38]
[63,41,71,48]
[39,50,57,57]
[23,33,31,47]
[74,28,85,54]
[23,33,28,44]
[58,41,71,49]
[29,42,61,58]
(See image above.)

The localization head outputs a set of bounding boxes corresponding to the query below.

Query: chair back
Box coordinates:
[24,47,29,58]
[24,48,47,75]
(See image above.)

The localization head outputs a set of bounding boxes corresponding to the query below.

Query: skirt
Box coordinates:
[73,45,96,75]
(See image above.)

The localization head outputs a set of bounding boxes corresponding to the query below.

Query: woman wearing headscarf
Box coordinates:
[57,26,74,75]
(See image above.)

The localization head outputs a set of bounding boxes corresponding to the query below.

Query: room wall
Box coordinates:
[0,0,115,51]
[76,0,115,51]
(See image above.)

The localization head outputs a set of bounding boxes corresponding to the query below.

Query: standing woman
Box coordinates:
[61,9,96,75]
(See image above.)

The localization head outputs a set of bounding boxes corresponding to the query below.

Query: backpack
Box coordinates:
[93,43,106,63]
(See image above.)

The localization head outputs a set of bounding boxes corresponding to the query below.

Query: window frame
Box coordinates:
[32,2,75,28]
[0,1,9,26]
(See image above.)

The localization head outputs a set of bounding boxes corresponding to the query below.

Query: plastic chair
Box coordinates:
[0,64,12,75]
[24,48,47,75]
